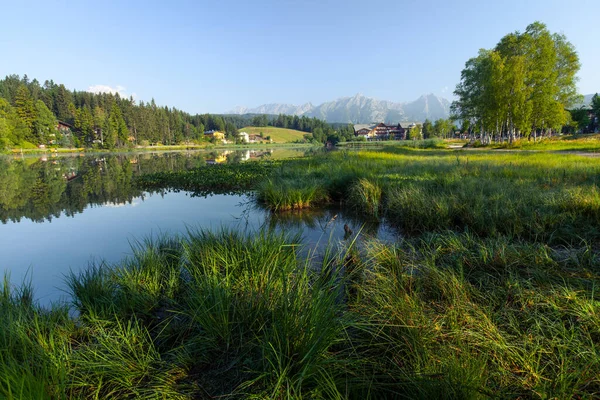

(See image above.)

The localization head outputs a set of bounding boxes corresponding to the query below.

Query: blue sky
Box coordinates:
[1,0,598,113]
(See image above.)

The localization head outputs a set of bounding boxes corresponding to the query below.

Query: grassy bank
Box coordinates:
[337,138,452,149]
[255,147,600,244]
[2,227,599,398]
[476,134,600,152]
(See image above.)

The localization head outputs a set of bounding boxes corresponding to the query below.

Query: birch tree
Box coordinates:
[452,22,580,143]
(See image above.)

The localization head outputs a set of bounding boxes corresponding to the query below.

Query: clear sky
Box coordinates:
[0,0,598,113]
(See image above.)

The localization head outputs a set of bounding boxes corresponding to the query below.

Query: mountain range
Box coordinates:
[228,93,452,124]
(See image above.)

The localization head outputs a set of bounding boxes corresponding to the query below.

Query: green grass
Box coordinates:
[239,126,310,143]
[2,226,600,398]
[480,133,600,152]
[136,160,282,196]
[256,147,600,244]
[338,138,450,149]
[4,145,600,398]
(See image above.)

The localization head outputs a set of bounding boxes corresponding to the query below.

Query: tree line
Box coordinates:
[451,22,582,144]
[0,75,351,150]
[420,118,456,139]
[254,113,355,143]
[568,94,600,133]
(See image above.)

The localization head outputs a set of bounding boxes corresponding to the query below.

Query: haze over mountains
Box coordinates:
[229,93,452,124]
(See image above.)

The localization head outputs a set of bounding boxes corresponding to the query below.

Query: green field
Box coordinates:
[476,133,600,152]
[239,126,309,143]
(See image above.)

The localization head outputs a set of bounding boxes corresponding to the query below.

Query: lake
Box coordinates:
[0,149,396,305]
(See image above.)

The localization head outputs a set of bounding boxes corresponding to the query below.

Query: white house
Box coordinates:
[237,131,249,143]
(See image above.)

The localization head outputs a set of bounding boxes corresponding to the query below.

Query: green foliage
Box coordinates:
[422,119,433,138]
[433,118,453,138]
[33,100,57,144]
[452,22,581,143]
[0,97,28,146]
[256,178,329,211]
[137,160,280,196]
[591,93,600,131]
[407,124,422,140]
[14,85,36,139]
[0,74,353,149]
[346,178,382,218]
[592,93,600,116]
[569,107,592,132]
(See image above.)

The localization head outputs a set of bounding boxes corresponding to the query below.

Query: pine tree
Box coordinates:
[14,85,37,140]
[33,100,56,144]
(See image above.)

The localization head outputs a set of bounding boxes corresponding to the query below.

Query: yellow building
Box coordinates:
[204,130,225,141]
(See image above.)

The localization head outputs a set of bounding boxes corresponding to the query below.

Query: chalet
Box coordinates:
[204,130,228,144]
[248,134,263,143]
[57,121,72,134]
[204,130,225,141]
[237,131,249,143]
[354,123,416,140]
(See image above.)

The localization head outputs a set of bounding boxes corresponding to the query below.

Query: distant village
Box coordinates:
[352,122,419,140]
[205,130,272,144]
[203,123,423,145]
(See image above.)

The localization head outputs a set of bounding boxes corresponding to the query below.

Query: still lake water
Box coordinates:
[0,149,396,306]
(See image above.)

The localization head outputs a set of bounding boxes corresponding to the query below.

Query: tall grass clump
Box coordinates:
[61,229,354,397]
[346,178,383,218]
[0,274,72,399]
[345,233,600,398]
[256,178,329,211]
[177,228,350,397]
[68,318,187,399]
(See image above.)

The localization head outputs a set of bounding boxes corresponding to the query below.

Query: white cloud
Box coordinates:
[103,199,140,208]
[441,86,449,94]
[87,84,136,99]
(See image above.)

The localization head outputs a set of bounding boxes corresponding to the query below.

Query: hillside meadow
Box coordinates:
[239,126,309,143]
[2,146,600,399]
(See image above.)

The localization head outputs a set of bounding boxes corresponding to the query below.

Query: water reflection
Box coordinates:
[262,206,396,245]
[0,147,399,306]
[0,149,300,223]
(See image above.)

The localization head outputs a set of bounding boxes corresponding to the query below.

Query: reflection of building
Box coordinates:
[354,123,416,140]
[206,151,231,164]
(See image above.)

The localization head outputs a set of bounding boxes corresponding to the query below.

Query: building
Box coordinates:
[248,134,263,143]
[57,121,72,134]
[204,130,226,141]
[354,122,416,140]
[237,131,249,143]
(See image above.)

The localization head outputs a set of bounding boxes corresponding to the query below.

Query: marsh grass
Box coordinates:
[256,178,330,211]
[346,178,383,218]
[4,146,600,398]
[491,134,600,152]
[2,225,600,398]
[256,148,600,244]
